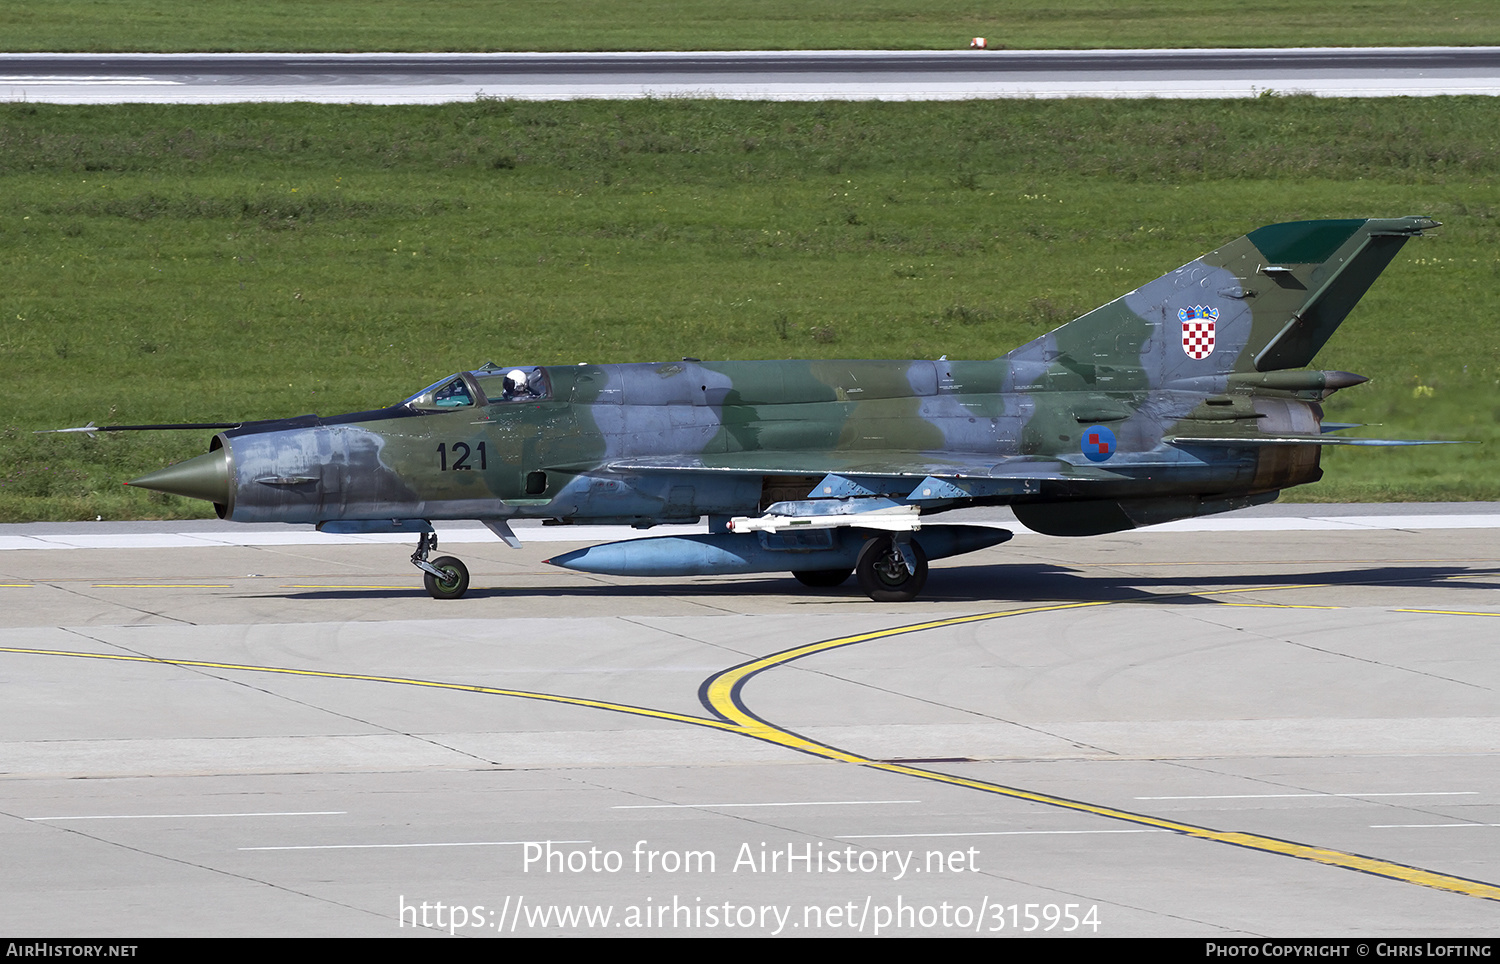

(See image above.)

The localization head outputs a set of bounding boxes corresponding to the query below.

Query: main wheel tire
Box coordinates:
[793,568,853,588]
[423,556,470,600]
[855,536,928,602]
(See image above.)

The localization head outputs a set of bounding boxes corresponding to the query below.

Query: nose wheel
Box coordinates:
[423,556,470,600]
[412,532,470,599]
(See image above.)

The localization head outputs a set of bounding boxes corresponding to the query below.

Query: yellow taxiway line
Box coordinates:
[699,597,1500,903]
[0,645,738,733]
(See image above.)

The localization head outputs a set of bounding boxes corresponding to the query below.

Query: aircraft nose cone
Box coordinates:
[127,447,231,505]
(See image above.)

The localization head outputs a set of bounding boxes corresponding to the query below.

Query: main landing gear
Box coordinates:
[854,533,928,602]
[412,531,470,600]
[791,533,930,601]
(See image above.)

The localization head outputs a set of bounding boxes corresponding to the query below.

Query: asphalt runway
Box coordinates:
[1,505,1497,937]
[4,47,1499,102]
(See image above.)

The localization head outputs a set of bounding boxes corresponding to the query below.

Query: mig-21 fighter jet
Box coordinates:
[87,216,1449,601]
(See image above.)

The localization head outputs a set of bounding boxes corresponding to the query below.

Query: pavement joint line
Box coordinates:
[1140,792,1477,800]
[281,584,410,589]
[613,800,920,809]
[840,829,1167,838]
[1372,824,1500,829]
[239,840,576,851]
[1211,602,1343,609]
[28,811,346,821]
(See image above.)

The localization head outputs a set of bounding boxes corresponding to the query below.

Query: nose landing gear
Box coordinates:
[412,531,470,599]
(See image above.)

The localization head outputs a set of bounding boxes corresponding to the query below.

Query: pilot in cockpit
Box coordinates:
[503,369,536,400]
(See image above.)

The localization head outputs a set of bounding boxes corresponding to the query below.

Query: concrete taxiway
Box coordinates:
[1,504,1497,936]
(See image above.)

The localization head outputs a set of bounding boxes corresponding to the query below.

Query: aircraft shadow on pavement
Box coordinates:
[268,563,1500,604]
[931,563,1500,604]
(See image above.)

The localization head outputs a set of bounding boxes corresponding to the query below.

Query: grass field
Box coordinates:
[1,97,1496,520]
[0,1,1497,52]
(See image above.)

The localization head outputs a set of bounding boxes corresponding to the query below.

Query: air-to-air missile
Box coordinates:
[73,216,1455,601]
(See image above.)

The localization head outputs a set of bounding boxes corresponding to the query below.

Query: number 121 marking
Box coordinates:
[437,442,487,471]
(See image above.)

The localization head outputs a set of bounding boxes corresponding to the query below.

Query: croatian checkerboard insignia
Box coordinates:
[1178,305,1218,360]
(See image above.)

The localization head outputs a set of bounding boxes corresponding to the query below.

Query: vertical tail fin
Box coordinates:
[1006,216,1436,387]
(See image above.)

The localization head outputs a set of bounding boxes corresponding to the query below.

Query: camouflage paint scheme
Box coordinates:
[127,217,1441,600]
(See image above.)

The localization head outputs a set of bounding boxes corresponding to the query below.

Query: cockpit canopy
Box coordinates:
[403,363,551,411]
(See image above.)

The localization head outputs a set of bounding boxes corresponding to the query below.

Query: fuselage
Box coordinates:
[200,357,1321,527]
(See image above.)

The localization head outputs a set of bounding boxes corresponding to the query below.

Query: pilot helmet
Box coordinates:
[505,369,529,394]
